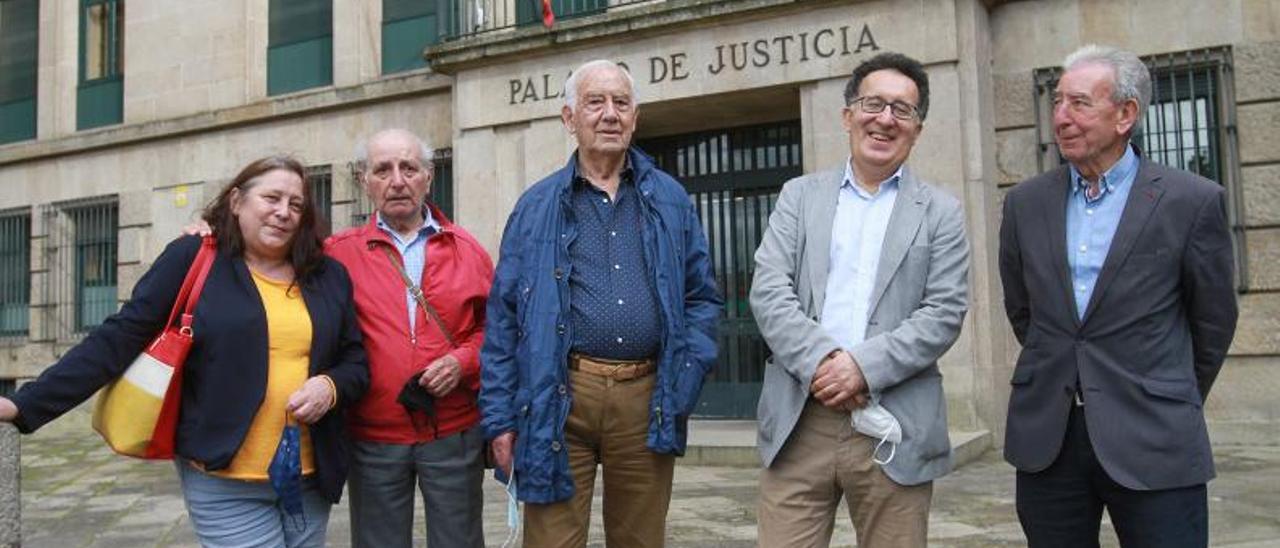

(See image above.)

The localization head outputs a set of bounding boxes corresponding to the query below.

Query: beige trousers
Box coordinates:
[523,367,675,548]
[757,399,933,548]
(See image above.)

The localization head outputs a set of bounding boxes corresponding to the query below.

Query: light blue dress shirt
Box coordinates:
[820,161,902,350]
[1066,145,1139,320]
[376,208,441,332]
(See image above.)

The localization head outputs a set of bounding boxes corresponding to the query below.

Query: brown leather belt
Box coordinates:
[568,353,655,381]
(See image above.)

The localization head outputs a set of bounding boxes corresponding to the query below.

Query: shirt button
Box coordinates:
[602,197,609,203]
[1086,209,1094,216]
[551,441,562,452]
[614,264,621,270]
[1077,284,1086,292]
[616,337,624,344]
[1079,245,1087,252]
[610,231,617,237]
[558,384,567,395]
[617,299,624,305]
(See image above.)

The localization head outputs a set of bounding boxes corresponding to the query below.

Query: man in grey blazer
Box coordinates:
[1000,45,1237,548]
[751,52,969,548]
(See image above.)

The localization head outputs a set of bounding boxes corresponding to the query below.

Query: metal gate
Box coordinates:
[638,120,803,418]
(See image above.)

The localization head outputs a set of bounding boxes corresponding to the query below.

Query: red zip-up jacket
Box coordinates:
[325,205,493,444]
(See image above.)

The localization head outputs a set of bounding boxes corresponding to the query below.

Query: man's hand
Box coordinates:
[181,219,213,237]
[420,354,462,397]
[492,431,516,478]
[0,397,17,422]
[810,350,870,410]
[286,376,335,424]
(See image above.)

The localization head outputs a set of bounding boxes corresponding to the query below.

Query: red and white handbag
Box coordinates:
[91,236,216,459]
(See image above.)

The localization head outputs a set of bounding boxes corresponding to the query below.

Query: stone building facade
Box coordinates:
[0,0,1276,446]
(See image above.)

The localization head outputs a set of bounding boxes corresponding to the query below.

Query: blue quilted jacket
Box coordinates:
[479,148,722,504]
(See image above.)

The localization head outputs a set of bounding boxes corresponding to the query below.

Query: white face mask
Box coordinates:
[501,473,521,548]
[851,400,902,465]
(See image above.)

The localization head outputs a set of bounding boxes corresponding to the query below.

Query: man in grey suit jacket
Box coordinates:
[1000,45,1238,548]
[751,52,969,548]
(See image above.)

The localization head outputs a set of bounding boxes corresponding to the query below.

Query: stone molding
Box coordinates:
[0,72,454,168]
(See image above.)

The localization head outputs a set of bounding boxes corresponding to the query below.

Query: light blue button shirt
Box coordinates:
[1066,145,1138,320]
[820,161,901,350]
[376,209,441,331]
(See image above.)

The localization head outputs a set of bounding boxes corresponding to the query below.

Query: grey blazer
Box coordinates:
[750,166,970,486]
[1000,158,1238,490]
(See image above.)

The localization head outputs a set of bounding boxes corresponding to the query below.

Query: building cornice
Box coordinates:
[425,0,839,74]
[0,71,453,167]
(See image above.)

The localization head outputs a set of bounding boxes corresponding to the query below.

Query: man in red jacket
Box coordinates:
[326,128,494,548]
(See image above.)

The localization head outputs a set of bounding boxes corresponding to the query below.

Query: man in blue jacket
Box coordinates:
[480,59,722,548]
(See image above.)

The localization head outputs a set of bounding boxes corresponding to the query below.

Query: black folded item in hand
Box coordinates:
[397,372,440,438]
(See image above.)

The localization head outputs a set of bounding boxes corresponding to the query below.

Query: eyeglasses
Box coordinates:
[849,96,920,121]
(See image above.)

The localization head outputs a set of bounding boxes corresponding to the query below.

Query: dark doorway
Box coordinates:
[638,120,803,418]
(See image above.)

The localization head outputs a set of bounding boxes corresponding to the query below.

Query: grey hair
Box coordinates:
[563,59,639,109]
[1062,44,1151,129]
[352,128,434,174]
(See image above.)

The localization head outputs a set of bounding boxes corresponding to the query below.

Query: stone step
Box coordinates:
[680,419,993,470]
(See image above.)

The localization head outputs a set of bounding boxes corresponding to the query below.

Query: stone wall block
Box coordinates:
[116,226,148,266]
[1245,228,1280,291]
[116,263,148,299]
[117,190,151,227]
[993,72,1036,130]
[1242,164,1280,227]
[996,128,1039,185]
[0,424,18,548]
[1234,41,1280,103]
[1242,0,1280,43]
[1230,292,1280,355]
[1238,102,1280,164]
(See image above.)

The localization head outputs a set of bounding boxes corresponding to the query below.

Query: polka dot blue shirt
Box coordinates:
[567,169,663,360]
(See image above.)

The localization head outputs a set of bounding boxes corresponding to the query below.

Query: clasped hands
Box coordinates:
[810,350,871,411]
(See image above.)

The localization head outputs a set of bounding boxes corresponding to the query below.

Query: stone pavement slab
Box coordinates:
[12,425,1280,547]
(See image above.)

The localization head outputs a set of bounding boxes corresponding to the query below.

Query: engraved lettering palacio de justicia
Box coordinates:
[507,23,879,105]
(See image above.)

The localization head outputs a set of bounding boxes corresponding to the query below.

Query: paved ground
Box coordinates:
[12,424,1280,547]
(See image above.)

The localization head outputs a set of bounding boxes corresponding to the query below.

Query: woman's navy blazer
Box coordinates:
[12,235,369,503]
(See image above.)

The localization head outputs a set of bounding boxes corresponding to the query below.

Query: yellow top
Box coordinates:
[212,269,316,480]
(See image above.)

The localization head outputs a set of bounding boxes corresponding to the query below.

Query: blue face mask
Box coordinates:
[269,420,306,531]
[500,472,521,548]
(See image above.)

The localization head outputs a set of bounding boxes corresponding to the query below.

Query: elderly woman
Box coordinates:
[0,156,368,547]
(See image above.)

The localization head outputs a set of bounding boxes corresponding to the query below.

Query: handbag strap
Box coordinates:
[379,246,458,349]
[165,236,217,332]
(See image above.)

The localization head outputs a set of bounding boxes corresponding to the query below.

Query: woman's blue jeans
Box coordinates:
[176,461,331,548]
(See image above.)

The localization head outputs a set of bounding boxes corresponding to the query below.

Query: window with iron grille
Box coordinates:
[41,199,118,339]
[78,0,124,129]
[1033,47,1246,291]
[349,147,454,227]
[306,164,333,233]
[0,0,39,144]
[268,0,332,95]
[0,210,30,337]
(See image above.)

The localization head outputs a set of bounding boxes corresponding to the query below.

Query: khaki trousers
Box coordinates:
[524,367,675,548]
[758,399,933,548]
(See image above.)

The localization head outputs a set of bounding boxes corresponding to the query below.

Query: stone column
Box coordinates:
[0,423,19,548]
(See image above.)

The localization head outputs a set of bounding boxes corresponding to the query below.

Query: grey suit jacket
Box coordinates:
[1000,158,1238,490]
[750,166,970,486]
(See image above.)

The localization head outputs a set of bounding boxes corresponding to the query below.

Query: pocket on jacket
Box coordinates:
[1140,376,1201,407]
